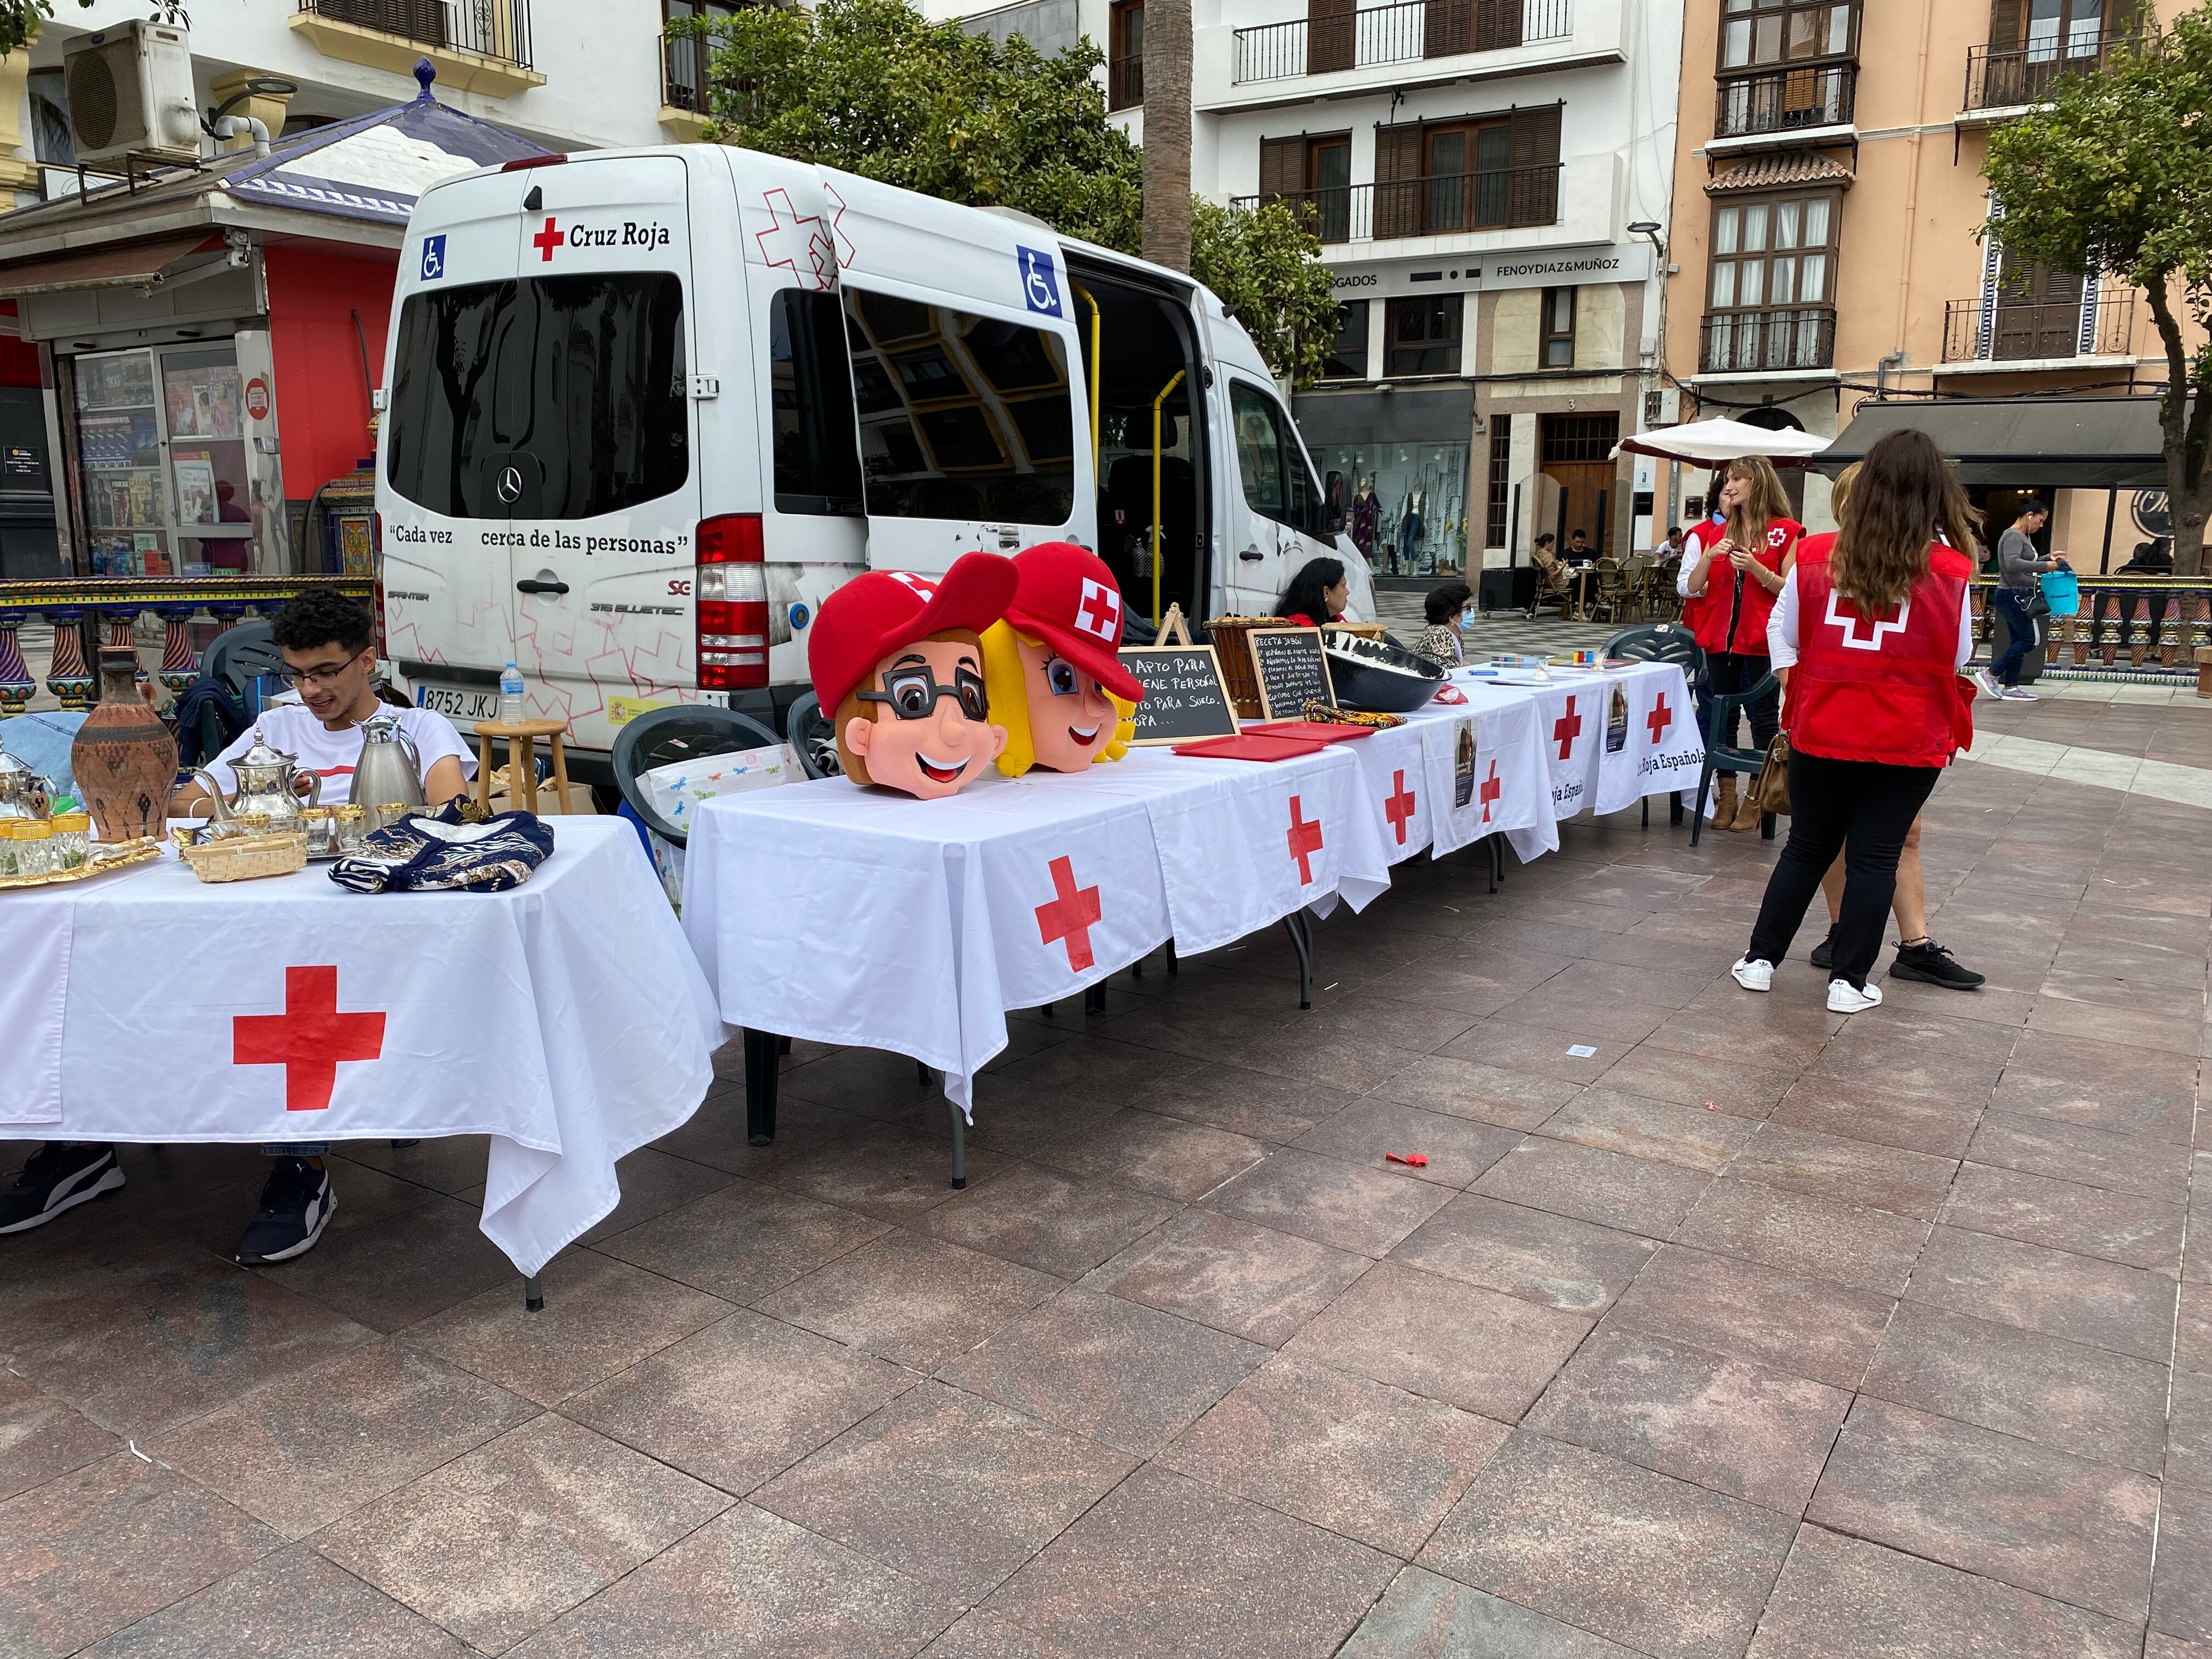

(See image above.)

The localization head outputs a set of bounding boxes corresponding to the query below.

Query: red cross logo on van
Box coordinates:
[532,216,562,262]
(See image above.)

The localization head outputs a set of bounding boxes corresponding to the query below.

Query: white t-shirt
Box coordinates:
[201,703,476,799]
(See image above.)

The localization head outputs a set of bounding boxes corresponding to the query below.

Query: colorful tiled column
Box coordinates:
[43,610,91,709]
[0,610,31,716]
[157,606,200,696]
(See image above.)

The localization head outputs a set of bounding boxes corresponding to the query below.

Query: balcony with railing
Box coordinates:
[1233,163,1563,244]
[1232,0,1571,86]
[1714,64,1856,142]
[1109,53,1143,110]
[1699,307,1837,375]
[1963,32,2141,114]
[1942,292,2135,365]
[294,0,535,72]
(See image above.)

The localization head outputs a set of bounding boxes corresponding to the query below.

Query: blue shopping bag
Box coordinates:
[2040,567,2080,618]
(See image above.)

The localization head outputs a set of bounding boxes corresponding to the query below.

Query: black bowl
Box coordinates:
[1322,633,1446,713]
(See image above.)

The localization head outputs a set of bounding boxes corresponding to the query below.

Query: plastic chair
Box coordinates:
[1604,623,1706,832]
[610,704,782,845]
[785,691,842,781]
[1689,673,1780,848]
[179,619,284,764]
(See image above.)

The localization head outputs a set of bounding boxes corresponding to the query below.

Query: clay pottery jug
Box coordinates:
[70,646,177,842]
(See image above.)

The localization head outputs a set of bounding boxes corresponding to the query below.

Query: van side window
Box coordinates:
[1230,380,1323,538]
[386,273,689,520]
[839,286,1076,526]
[768,290,864,516]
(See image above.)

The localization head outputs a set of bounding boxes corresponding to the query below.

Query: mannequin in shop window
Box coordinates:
[1350,477,1380,565]
[1324,471,1347,537]
[1399,484,1427,574]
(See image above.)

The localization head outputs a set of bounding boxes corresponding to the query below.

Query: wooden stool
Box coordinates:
[2196,647,2212,701]
[472,718,574,814]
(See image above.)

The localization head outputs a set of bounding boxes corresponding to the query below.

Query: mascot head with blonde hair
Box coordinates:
[981,543,1143,777]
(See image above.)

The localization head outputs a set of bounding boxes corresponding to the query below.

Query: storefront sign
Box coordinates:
[1326,242,1654,298]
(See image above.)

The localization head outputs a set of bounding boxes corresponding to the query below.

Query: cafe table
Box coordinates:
[0,816,724,1299]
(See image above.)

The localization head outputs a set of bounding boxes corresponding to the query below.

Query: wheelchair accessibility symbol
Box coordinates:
[420,234,447,282]
[1015,245,1062,318]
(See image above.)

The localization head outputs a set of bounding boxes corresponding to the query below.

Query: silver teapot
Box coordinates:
[347,713,426,814]
[187,727,319,830]
[0,734,53,820]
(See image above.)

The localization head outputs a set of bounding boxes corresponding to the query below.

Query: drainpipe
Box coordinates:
[214,115,272,159]
[1876,349,1908,398]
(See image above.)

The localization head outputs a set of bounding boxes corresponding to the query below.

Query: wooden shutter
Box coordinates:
[1308,0,1354,75]
[1258,137,1305,204]
[1988,0,2025,48]
[1474,0,1521,51]
[1373,123,1423,240]
[1424,0,1472,59]
[1506,104,1561,229]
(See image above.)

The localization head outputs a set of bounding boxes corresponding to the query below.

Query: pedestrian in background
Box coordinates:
[1411,580,1472,668]
[1733,427,1979,1014]
[1979,499,2067,703]
[1681,455,1802,831]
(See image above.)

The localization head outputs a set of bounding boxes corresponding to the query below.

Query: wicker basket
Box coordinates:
[180,832,308,884]
[1204,617,1387,720]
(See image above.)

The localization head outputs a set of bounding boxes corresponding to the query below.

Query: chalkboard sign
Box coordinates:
[1247,627,1335,721]
[1118,645,1239,746]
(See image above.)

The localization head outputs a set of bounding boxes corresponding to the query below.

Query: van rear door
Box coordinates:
[817,172,1092,575]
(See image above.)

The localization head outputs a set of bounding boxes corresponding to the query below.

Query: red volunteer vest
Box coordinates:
[1689,517,1801,657]
[1788,543,1967,768]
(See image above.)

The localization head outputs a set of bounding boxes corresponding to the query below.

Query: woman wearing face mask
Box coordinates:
[1410,580,1474,668]
[1679,455,1802,832]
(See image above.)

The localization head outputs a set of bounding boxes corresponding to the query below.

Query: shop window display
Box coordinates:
[74,344,255,578]
[1313,442,1470,578]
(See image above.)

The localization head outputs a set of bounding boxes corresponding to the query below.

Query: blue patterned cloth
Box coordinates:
[328,801,555,893]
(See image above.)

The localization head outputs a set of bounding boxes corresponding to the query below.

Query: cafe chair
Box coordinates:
[1604,622,1706,832]
[611,704,783,847]
[1588,560,1631,627]
[785,692,842,781]
[174,619,283,765]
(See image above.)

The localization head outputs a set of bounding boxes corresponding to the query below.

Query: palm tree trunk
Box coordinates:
[1141,0,1193,273]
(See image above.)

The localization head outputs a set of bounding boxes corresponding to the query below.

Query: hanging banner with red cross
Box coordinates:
[1592,664,1706,816]
[1412,691,1553,861]
[976,805,1170,1017]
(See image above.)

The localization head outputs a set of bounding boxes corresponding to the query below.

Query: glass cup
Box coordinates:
[375,803,409,836]
[0,821,19,878]
[13,819,53,877]
[300,806,335,857]
[234,812,272,838]
[49,812,89,870]
[332,804,368,854]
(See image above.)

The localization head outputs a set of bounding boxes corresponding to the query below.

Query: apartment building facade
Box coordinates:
[941,0,1686,579]
[1662,0,2186,548]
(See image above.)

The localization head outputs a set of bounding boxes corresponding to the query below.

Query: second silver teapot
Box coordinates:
[348,713,427,814]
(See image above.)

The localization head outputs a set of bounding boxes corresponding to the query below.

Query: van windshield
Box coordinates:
[385,273,688,520]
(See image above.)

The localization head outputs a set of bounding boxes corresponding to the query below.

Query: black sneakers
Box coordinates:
[234,1158,337,1266]
[1889,939,1987,990]
[1809,927,1836,970]
[0,1143,124,1233]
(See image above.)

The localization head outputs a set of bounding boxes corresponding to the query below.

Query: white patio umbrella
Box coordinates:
[1612,418,1832,468]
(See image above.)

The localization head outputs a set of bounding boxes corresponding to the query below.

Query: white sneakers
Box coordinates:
[1733,953,1883,1013]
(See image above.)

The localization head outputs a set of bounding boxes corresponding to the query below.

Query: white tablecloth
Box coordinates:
[681,746,1393,1115]
[0,817,725,1276]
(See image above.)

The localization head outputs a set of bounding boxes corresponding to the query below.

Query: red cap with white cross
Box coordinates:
[1003,543,1144,704]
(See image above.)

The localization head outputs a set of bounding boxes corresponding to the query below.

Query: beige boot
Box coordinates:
[1714,773,1738,829]
[1729,782,1766,832]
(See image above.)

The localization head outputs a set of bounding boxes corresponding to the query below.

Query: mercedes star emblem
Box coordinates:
[496,466,523,504]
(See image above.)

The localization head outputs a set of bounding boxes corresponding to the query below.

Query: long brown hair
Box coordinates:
[1831,429,1983,610]
[1722,456,1792,555]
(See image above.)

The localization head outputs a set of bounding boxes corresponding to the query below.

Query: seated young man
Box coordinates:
[1,590,476,1264]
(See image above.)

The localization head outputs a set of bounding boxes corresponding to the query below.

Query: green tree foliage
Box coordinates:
[1982,8,2212,574]
[681,0,1339,384]
[0,2,190,58]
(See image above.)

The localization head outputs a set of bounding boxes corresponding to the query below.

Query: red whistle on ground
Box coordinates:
[1384,1152,1429,1167]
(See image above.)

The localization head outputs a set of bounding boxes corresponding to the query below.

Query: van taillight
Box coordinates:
[500,155,568,172]
[696,514,768,691]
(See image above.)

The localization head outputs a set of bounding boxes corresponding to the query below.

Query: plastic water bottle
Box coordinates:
[499,662,525,727]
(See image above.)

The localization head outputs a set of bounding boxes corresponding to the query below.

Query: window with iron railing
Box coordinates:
[663,0,738,111]
[1701,189,1839,372]
[1965,1,2140,111]
[1714,63,1855,138]
[298,0,534,69]
[1232,0,1572,86]
[1109,0,1144,109]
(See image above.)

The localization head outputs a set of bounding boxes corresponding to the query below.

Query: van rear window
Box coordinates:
[385,273,689,521]
[842,287,1076,527]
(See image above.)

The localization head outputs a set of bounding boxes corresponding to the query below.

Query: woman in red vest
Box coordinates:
[1680,456,1802,831]
[1733,428,1979,1014]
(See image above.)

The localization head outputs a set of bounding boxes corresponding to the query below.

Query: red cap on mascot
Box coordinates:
[808,552,1019,713]
[1003,542,1144,704]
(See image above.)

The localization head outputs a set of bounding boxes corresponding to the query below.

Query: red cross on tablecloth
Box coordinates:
[232,967,386,1113]
[1384,769,1417,845]
[1646,691,1674,746]
[1034,855,1103,972]
[1286,795,1324,884]
[1480,760,1502,822]
[531,217,562,262]
[1553,696,1583,760]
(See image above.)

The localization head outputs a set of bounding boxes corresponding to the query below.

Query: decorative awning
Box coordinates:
[0,231,225,297]
[1818,396,2171,489]
[1707,150,1857,195]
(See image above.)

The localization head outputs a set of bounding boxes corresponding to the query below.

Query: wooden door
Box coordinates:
[1308,0,1355,74]
[1992,246,2085,360]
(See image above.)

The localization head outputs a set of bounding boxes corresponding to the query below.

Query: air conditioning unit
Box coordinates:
[64,21,200,168]
[1643,388,1682,428]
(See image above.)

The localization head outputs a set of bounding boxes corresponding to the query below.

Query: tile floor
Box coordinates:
[3,698,2209,1658]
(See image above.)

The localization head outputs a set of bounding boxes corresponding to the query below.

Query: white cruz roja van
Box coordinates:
[375,143,1370,785]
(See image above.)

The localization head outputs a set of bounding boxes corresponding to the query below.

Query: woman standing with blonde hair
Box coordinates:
[1679,454,1803,831]
[1733,428,1979,1014]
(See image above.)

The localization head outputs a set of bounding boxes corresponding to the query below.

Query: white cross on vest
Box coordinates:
[1825,591,1910,652]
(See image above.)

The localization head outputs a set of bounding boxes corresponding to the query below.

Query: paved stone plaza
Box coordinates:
[3,690,2208,1658]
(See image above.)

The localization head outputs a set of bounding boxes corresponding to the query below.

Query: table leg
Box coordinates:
[1084,983,1108,1016]
[1282,912,1313,1010]
[1165,939,1178,977]
[743,1028,781,1146]
[523,1275,544,1313]
[947,1100,967,1190]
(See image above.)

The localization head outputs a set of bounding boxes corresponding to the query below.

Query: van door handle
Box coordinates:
[1238,546,1264,562]
[515,579,569,595]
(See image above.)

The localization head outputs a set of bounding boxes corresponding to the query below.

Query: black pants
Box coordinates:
[1700,652,1780,752]
[1989,589,2039,686]
[1746,749,1941,989]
